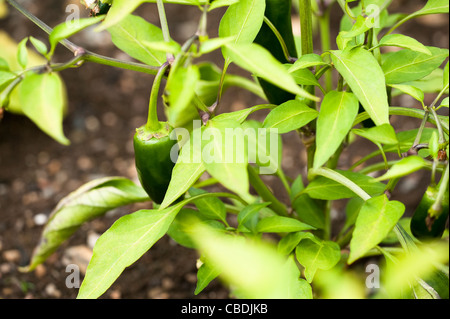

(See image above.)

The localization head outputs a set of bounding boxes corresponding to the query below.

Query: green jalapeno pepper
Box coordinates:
[411,184,449,240]
[133,63,178,204]
[133,124,178,204]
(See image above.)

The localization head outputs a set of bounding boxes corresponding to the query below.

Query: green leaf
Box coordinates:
[199,36,235,55]
[208,0,239,11]
[202,119,252,202]
[16,38,28,69]
[0,57,10,71]
[444,61,449,89]
[382,47,449,84]
[288,67,321,87]
[304,170,385,200]
[25,177,149,272]
[108,14,166,67]
[0,70,16,91]
[331,47,389,126]
[160,127,206,209]
[383,241,449,298]
[352,123,399,145]
[213,104,274,124]
[98,1,208,30]
[256,216,315,233]
[218,0,266,48]
[277,232,314,256]
[49,16,104,56]
[241,120,282,174]
[374,156,427,181]
[263,99,318,134]
[165,64,200,126]
[189,188,227,224]
[167,208,204,249]
[189,223,311,298]
[77,205,182,299]
[142,40,181,55]
[237,202,270,233]
[389,84,425,107]
[96,0,145,31]
[19,73,69,145]
[288,53,328,72]
[314,91,359,168]
[439,97,449,108]
[29,36,48,57]
[195,260,221,295]
[290,175,325,229]
[224,43,319,101]
[377,34,432,55]
[417,0,449,15]
[295,238,341,283]
[348,194,405,264]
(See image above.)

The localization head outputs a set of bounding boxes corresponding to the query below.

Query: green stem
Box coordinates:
[308,167,371,201]
[429,106,446,145]
[176,191,250,210]
[146,63,169,131]
[248,165,289,217]
[299,0,314,56]
[358,159,444,175]
[83,53,159,75]
[263,16,292,63]
[6,0,159,75]
[276,169,291,197]
[156,0,175,63]
[353,107,449,135]
[430,163,449,216]
[318,7,332,91]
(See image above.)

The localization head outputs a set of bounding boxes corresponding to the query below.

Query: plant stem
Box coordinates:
[248,165,289,217]
[263,16,293,63]
[298,0,316,106]
[146,62,169,131]
[84,53,159,75]
[309,167,371,201]
[353,107,449,135]
[6,0,159,75]
[317,6,332,91]
[299,0,314,56]
[430,163,449,215]
[156,0,174,62]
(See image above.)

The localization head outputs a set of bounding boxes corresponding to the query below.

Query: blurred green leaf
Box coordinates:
[190,223,312,298]
[49,15,104,56]
[16,37,28,69]
[19,72,69,145]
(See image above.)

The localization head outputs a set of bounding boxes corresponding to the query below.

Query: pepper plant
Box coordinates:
[1,0,449,299]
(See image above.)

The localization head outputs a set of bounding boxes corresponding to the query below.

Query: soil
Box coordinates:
[0,0,448,299]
